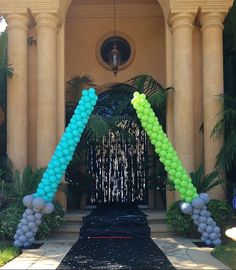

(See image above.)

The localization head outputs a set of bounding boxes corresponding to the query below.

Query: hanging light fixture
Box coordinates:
[109,0,121,76]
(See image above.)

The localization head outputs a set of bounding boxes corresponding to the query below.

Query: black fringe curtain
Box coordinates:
[87,122,148,204]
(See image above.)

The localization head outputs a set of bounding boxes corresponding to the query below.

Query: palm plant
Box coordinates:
[166,164,224,193]
[189,164,224,193]
[65,74,172,205]
[0,30,13,157]
[5,166,45,202]
[211,95,236,172]
[66,74,172,142]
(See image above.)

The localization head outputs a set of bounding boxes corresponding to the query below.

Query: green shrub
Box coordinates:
[207,199,234,227]
[166,200,196,235]
[5,166,45,202]
[0,203,24,239]
[166,199,234,235]
[37,201,65,239]
[0,201,64,240]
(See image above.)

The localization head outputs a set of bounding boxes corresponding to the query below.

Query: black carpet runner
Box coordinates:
[57,204,175,270]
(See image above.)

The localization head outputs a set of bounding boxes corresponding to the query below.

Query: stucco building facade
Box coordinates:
[0,0,233,210]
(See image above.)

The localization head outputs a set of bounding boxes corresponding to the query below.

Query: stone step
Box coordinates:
[52,210,172,237]
[64,210,167,224]
[53,222,170,234]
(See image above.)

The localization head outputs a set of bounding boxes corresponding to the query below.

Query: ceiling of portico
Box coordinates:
[71,0,158,5]
[67,0,164,19]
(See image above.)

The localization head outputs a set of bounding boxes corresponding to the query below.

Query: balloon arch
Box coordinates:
[13,88,222,248]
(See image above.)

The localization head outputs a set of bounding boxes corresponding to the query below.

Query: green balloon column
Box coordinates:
[13,88,98,248]
[131,92,222,246]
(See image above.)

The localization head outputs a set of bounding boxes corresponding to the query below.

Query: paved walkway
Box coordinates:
[1,236,229,270]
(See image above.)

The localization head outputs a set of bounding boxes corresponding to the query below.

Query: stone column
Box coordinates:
[35,13,59,167]
[200,13,225,199]
[6,14,29,170]
[170,13,195,174]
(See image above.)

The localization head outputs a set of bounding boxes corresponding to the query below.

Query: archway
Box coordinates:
[65,83,167,210]
[65,0,166,210]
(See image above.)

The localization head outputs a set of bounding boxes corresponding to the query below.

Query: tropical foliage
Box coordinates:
[167,164,224,194]
[0,201,64,240]
[4,166,45,202]
[65,74,171,208]
[189,165,224,194]
[212,95,236,173]
[66,74,172,143]
[213,2,236,175]
[0,24,13,157]
[167,199,234,235]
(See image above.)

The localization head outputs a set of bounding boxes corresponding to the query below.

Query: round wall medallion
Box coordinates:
[96,32,135,71]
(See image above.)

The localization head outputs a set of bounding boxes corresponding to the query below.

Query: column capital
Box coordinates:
[169,13,196,32]
[5,13,29,32]
[200,12,226,31]
[34,13,60,32]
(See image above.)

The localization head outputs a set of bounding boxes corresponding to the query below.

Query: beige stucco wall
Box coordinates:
[65,3,166,86]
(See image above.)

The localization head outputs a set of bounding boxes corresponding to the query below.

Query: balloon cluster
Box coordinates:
[233,194,236,209]
[13,88,98,248]
[181,193,221,246]
[14,196,54,247]
[131,92,222,246]
[131,92,198,203]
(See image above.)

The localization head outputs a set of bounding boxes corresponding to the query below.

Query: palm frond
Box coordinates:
[83,114,111,141]
[66,74,96,102]
[189,164,224,193]
[215,131,236,172]
[190,164,204,191]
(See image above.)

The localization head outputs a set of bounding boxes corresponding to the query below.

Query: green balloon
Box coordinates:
[175,171,182,178]
[180,181,187,188]
[179,188,186,194]
[171,162,178,169]
[169,169,176,176]
[160,150,167,157]
[186,197,192,202]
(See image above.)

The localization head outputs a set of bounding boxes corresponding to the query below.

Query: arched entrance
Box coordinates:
[65,0,166,210]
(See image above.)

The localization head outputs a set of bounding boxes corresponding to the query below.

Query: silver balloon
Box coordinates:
[26,208,34,215]
[193,209,200,215]
[206,225,214,233]
[14,240,21,247]
[42,202,54,214]
[23,242,30,248]
[199,216,207,223]
[192,197,205,209]
[25,231,33,238]
[16,229,23,236]
[192,214,199,220]
[213,239,221,246]
[23,195,34,208]
[19,235,27,243]
[35,220,42,225]
[199,223,207,230]
[27,215,35,222]
[199,193,210,204]
[32,197,46,210]
[21,218,28,225]
[35,213,42,220]
[209,232,218,240]
[21,225,29,233]
[28,222,36,229]
[200,209,207,216]
[207,217,214,225]
[205,239,212,246]
[180,203,192,215]
[203,232,209,238]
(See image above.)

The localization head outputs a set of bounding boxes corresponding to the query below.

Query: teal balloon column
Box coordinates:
[13,88,98,248]
[131,92,222,246]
